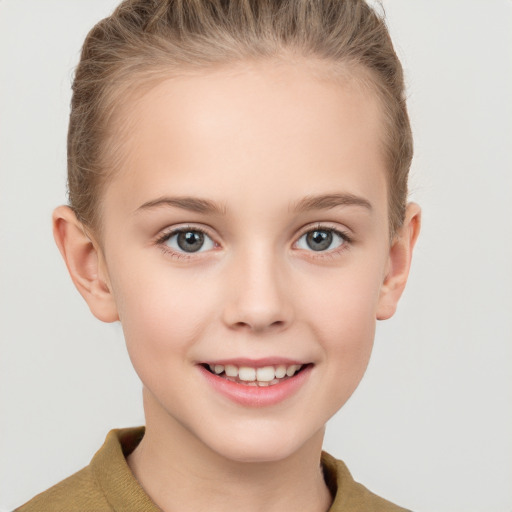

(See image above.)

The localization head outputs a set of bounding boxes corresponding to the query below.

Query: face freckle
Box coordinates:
[98,60,394,463]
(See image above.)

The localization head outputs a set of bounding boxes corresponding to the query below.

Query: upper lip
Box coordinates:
[200,357,309,367]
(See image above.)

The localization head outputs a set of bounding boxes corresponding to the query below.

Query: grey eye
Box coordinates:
[166,230,215,253]
[296,229,345,252]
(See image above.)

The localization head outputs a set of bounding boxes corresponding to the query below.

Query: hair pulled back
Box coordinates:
[69,0,412,235]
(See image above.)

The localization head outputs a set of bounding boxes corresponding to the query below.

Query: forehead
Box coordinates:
[104,60,388,220]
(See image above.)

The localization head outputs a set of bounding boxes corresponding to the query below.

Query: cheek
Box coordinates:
[311,280,379,411]
[301,263,382,331]
[297,262,383,367]
[109,262,214,364]
[320,291,377,372]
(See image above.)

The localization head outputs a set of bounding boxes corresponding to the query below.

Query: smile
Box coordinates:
[199,361,312,407]
[204,363,305,387]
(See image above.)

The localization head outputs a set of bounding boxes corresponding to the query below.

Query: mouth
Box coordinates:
[201,362,309,387]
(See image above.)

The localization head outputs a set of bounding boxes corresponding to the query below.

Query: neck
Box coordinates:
[127,388,332,512]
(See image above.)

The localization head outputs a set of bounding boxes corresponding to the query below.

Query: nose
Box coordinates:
[221,248,294,333]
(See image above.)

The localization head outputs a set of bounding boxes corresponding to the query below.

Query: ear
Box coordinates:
[52,205,119,323]
[376,203,421,320]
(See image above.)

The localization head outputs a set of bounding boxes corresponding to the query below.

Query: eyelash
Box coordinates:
[295,224,352,259]
[155,225,215,260]
[154,224,353,260]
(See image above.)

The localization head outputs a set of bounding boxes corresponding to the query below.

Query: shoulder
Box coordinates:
[322,452,412,512]
[15,427,156,512]
[14,465,112,512]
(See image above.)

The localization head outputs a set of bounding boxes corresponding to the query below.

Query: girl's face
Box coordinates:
[91,60,408,462]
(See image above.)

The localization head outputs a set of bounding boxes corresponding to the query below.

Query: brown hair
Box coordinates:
[68,0,412,236]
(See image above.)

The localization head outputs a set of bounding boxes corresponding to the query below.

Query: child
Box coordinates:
[16,0,420,510]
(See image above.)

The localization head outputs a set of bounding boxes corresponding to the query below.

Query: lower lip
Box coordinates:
[199,365,312,407]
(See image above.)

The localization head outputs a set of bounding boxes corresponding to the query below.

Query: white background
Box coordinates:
[1,1,511,511]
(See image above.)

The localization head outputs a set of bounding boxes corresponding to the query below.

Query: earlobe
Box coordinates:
[376,203,421,320]
[52,205,119,323]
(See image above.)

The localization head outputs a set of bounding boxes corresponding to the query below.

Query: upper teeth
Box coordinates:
[209,364,303,382]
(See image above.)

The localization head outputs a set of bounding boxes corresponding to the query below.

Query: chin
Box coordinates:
[215,444,296,464]
[203,425,323,464]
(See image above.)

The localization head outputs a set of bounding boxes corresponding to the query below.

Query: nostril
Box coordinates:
[266,320,286,332]
[231,319,285,332]
[232,321,251,329]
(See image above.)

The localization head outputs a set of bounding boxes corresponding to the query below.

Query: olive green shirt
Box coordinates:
[16,427,410,512]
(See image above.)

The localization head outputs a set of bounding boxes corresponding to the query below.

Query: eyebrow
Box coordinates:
[136,196,227,215]
[290,193,372,213]
[136,192,372,216]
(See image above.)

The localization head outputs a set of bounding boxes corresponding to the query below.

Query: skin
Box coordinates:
[53,60,420,512]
